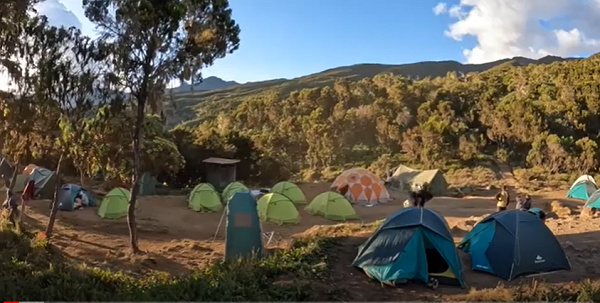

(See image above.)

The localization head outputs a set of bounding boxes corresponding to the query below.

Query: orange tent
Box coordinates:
[22,164,38,175]
[331,168,390,203]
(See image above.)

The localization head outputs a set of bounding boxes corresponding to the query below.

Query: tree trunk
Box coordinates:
[9,162,18,191]
[127,101,144,254]
[79,169,85,187]
[45,153,63,238]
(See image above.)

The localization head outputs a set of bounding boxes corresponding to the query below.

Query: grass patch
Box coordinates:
[4,217,600,302]
[459,279,600,302]
[301,220,383,238]
[0,218,339,301]
[445,166,500,189]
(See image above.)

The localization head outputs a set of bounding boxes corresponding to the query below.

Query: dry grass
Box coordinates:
[457,279,600,302]
[299,220,383,238]
[445,166,499,190]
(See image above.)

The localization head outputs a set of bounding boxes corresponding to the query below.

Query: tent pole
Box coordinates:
[213,208,227,242]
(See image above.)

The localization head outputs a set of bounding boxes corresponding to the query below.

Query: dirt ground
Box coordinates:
[22,180,600,300]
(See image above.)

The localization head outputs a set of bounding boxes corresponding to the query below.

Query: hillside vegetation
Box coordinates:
[3,53,597,188]
[169,53,600,185]
[164,55,571,128]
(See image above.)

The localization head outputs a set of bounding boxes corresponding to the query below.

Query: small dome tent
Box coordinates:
[222,181,249,202]
[305,192,359,221]
[256,193,300,225]
[270,181,306,204]
[567,175,597,201]
[58,184,97,211]
[98,187,131,219]
[188,183,222,212]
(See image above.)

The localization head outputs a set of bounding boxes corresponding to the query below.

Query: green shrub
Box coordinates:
[0,219,336,301]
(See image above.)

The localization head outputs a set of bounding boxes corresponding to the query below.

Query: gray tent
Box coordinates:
[391,165,448,196]
[0,156,15,180]
[25,167,60,199]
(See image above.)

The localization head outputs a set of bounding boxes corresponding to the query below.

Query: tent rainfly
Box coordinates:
[391,165,448,196]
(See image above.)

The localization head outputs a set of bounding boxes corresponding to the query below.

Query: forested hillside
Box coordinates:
[3,53,598,187]
[170,53,600,184]
[164,55,571,128]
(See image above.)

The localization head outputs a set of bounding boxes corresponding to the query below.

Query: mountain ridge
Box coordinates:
[165,55,578,128]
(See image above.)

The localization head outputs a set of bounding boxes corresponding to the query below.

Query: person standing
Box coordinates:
[495,185,510,212]
[2,179,20,226]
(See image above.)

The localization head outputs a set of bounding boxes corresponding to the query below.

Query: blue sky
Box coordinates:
[201,0,470,82]
[32,0,600,85]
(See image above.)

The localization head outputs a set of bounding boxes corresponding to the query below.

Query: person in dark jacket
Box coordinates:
[411,187,433,208]
[515,194,532,210]
[2,179,20,226]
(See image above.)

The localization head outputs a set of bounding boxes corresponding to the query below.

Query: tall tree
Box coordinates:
[83,0,240,252]
[32,25,113,237]
[0,11,54,191]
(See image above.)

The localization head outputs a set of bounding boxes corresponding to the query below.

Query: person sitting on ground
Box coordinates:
[518,194,532,210]
[73,192,89,210]
[2,179,20,226]
[495,185,510,212]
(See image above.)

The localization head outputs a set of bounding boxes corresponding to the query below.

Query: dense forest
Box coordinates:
[172,54,600,183]
[3,54,600,188]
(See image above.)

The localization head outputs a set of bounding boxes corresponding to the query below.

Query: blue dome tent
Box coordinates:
[566,175,597,201]
[353,207,465,288]
[458,210,570,280]
[58,184,97,211]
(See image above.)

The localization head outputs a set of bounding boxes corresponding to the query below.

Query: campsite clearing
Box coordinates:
[21,182,600,300]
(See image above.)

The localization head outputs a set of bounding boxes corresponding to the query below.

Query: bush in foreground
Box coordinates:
[0,219,334,301]
[2,218,600,302]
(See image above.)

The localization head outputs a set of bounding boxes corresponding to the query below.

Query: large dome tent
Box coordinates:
[331,168,390,204]
[459,210,570,280]
[353,207,464,288]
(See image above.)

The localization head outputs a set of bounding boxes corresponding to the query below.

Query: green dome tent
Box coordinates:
[222,181,249,202]
[305,192,360,221]
[257,193,300,225]
[189,183,222,212]
[98,187,130,219]
[271,181,306,204]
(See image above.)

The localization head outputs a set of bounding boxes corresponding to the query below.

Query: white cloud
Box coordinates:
[35,0,82,29]
[0,0,95,91]
[434,0,600,63]
[433,3,448,15]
